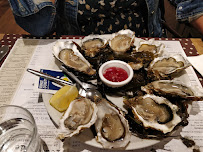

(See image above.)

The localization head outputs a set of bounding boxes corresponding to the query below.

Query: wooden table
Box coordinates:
[191,38,203,54]
[0,34,4,40]
[0,33,202,54]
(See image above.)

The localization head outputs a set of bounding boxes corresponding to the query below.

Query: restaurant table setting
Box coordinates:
[0,32,203,152]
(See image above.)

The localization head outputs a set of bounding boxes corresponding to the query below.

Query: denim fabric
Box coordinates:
[145,0,163,37]
[8,0,203,37]
[168,0,203,22]
[8,0,56,36]
[56,0,81,35]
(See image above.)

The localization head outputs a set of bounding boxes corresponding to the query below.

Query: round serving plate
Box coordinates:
[42,93,160,150]
[41,38,196,150]
[41,56,161,150]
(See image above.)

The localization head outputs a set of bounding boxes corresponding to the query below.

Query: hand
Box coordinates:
[191,15,203,35]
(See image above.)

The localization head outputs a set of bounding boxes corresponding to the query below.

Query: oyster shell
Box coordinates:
[109,29,135,54]
[133,38,165,56]
[95,98,131,149]
[57,97,98,139]
[114,51,155,71]
[81,35,108,57]
[141,80,203,100]
[124,94,181,134]
[128,62,143,70]
[53,41,96,75]
[138,44,157,53]
[147,54,191,80]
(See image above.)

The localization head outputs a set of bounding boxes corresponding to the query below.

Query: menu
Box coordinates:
[0,38,203,152]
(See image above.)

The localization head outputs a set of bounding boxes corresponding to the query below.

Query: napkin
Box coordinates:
[187,55,203,77]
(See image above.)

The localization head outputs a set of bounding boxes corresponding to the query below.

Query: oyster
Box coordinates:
[147,54,191,80]
[141,80,203,100]
[128,62,143,70]
[124,94,181,134]
[57,97,98,139]
[133,38,165,56]
[95,98,131,149]
[109,29,135,54]
[53,41,96,75]
[113,51,155,70]
[137,44,158,54]
[81,35,108,57]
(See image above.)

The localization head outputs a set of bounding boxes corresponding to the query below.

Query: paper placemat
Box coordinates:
[1,35,203,152]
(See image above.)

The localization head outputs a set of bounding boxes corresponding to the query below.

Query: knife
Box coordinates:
[0,45,9,62]
[27,68,73,86]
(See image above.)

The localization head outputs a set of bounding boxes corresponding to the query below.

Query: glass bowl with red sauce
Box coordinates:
[99,60,134,88]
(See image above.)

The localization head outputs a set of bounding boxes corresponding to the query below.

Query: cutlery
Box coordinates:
[0,45,9,62]
[60,65,102,101]
[27,68,73,86]
[60,65,98,90]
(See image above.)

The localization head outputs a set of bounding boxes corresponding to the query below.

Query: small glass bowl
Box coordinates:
[99,60,134,88]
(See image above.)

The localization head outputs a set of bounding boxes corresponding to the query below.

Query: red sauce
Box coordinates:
[103,67,128,82]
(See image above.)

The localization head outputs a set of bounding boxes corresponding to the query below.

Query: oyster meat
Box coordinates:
[124,94,181,134]
[109,29,135,54]
[53,41,96,75]
[142,80,203,100]
[81,35,107,57]
[95,98,131,149]
[57,97,98,139]
[128,62,143,70]
[147,54,191,80]
[133,38,165,56]
[138,44,157,54]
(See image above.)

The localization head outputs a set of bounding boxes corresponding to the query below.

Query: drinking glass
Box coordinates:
[0,105,43,152]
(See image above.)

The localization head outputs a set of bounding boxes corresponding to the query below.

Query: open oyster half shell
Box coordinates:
[141,80,203,100]
[124,94,182,134]
[53,41,96,75]
[147,54,191,80]
[95,98,131,149]
[133,38,165,56]
[81,35,108,57]
[109,29,135,54]
[57,97,98,139]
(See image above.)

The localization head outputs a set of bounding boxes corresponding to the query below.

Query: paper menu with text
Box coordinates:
[0,38,203,151]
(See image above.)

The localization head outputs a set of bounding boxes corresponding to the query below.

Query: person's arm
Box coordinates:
[8,0,56,36]
[191,16,203,35]
[168,0,203,35]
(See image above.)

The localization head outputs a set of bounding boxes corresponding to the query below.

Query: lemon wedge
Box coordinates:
[49,85,79,112]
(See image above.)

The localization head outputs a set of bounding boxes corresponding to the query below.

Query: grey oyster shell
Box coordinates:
[95,98,131,149]
[124,94,182,134]
[81,35,108,57]
[141,80,203,100]
[109,29,135,54]
[133,38,165,56]
[57,97,98,139]
[53,41,96,75]
[147,54,191,80]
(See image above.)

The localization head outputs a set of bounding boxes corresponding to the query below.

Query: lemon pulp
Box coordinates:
[49,85,79,112]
